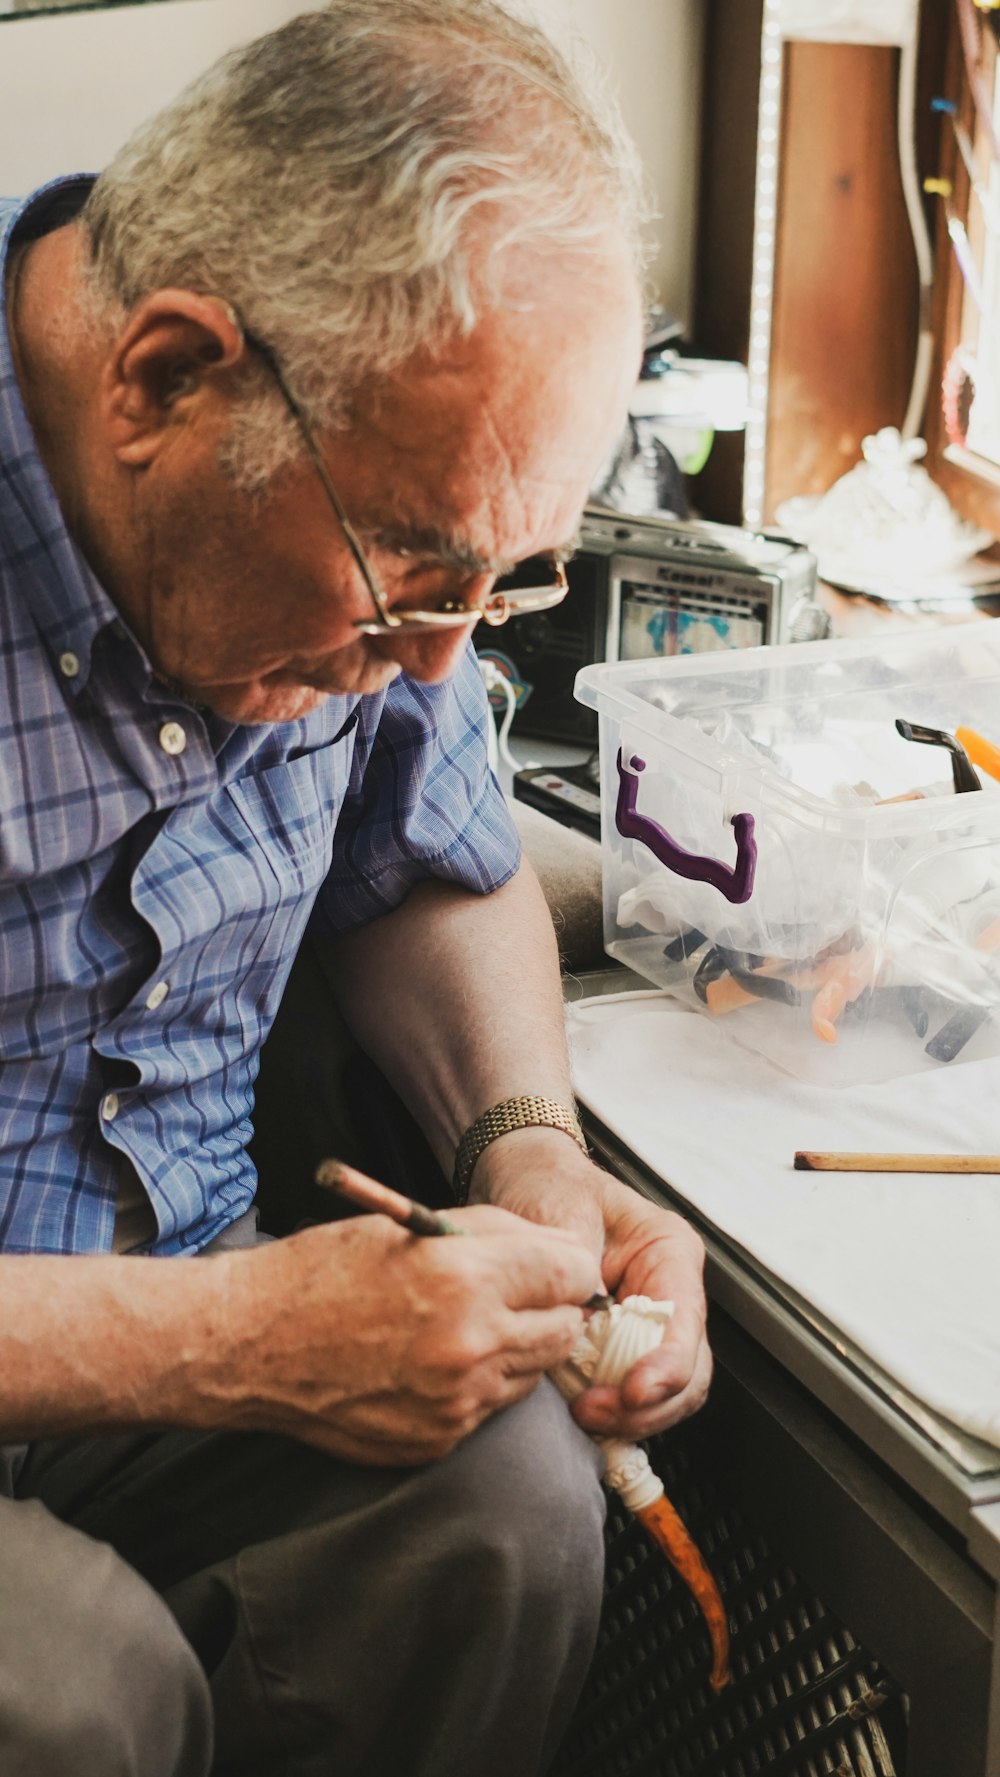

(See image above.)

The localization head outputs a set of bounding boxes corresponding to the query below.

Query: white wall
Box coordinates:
[527,0,704,324]
[0,0,314,193]
[0,0,703,322]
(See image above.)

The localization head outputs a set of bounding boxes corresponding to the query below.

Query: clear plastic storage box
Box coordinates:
[575,622,1000,1085]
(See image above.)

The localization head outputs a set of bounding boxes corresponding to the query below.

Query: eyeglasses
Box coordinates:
[241,326,570,635]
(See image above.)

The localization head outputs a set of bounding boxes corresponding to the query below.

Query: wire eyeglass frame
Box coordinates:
[242,326,571,635]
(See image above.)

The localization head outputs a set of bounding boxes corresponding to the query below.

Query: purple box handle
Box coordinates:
[615,750,757,905]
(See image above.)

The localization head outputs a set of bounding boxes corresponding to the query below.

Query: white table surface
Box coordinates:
[567,990,1000,1451]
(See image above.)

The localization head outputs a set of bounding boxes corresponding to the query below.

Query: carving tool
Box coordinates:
[315,1157,614,1308]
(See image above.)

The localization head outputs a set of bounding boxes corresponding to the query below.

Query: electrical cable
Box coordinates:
[493,672,520,776]
[479,661,500,774]
[477,656,524,779]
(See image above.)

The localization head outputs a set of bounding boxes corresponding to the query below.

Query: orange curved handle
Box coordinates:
[637,1491,731,1692]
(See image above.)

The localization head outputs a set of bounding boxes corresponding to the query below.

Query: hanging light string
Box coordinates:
[956,0,1000,163]
[741,0,785,527]
[924,175,996,338]
[932,97,1000,235]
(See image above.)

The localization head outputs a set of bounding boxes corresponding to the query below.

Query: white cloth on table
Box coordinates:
[567,990,1000,1450]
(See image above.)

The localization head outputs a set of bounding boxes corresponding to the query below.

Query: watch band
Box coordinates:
[452,1095,588,1203]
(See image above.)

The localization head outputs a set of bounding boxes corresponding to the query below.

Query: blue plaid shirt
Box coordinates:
[0,180,520,1257]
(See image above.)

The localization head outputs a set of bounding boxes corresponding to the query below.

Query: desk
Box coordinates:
[561,972,1000,1777]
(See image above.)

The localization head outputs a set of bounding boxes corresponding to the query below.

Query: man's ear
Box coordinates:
[103,290,247,467]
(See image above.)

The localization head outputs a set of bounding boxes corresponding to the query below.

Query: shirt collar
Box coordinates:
[0,177,124,694]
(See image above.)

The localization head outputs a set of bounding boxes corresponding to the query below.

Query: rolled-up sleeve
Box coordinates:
[312,644,521,933]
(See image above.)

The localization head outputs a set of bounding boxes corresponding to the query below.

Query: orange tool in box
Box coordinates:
[956,726,1000,784]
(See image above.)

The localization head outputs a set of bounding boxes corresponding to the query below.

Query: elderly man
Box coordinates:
[0,3,710,1772]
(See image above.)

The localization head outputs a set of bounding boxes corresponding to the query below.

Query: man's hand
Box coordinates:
[211,1206,605,1466]
[470,1129,711,1443]
[323,864,711,1448]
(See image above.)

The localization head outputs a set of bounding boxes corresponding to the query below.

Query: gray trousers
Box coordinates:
[2,1379,605,1775]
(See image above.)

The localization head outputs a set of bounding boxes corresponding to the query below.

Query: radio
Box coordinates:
[475,505,820,744]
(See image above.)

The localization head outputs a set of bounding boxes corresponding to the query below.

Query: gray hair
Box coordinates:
[80,0,649,488]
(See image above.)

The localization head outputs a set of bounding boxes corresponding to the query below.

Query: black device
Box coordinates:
[513,759,603,838]
[475,504,819,745]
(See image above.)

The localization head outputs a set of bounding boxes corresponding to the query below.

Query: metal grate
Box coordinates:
[551,1422,906,1777]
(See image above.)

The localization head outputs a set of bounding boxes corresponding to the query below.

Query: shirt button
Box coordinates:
[159,721,187,756]
[59,651,80,678]
[101,1092,120,1122]
[145,980,169,1010]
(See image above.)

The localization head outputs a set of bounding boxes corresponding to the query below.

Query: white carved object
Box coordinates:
[549,1293,675,1511]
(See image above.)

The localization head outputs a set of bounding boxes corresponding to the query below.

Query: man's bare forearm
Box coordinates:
[0,1217,604,1460]
[320,860,576,1176]
[0,1251,238,1441]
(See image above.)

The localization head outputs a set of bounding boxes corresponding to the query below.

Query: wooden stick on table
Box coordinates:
[794,1152,1000,1173]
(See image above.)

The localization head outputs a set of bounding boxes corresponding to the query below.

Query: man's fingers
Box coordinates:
[429,1222,603,1322]
[624,1334,713,1429]
[572,1334,713,1441]
[506,1242,604,1311]
[451,1202,602,1259]
[566,1244,712,1440]
[619,1305,705,1408]
[496,1305,587,1375]
[602,1200,706,1303]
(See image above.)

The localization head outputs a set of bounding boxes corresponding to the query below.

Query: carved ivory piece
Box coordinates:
[550,1294,676,1510]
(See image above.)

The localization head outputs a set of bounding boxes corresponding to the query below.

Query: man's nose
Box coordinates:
[396,572,496,684]
[399,620,480,685]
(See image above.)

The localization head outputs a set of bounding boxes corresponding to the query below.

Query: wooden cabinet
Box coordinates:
[692,2,961,533]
